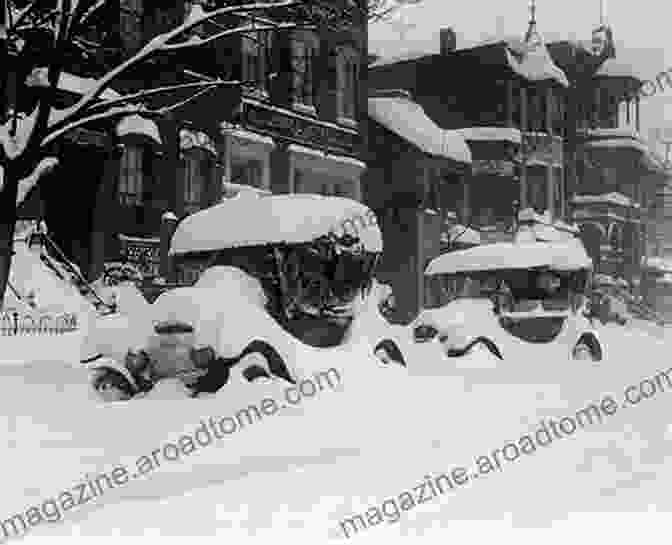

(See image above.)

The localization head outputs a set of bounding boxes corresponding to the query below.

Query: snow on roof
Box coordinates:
[367,97,471,163]
[170,194,383,255]
[571,192,640,208]
[116,115,162,145]
[505,40,569,87]
[646,256,672,272]
[369,50,433,68]
[424,239,592,275]
[458,127,522,145]
[584,137,651,155]
[447,225,481,245]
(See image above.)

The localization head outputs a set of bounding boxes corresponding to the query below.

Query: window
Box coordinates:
[241,31,271,91]
[119,145,144,206]
[231,158,263,188]
[120,0,144,51]
[183,149,213,214]
[337,48,359,121]
[292,34,318,108]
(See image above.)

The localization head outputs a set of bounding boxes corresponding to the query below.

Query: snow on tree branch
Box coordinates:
[161,21,303,51]
[65,0,300,120]
[15,157,59,205]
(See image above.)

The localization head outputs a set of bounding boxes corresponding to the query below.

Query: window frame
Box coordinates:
[336,45,359,123]
[118,144,144,207]
[182,147,214,215]
[292,31,319,110]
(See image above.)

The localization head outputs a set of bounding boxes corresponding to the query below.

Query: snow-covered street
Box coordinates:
[2,324,672,543]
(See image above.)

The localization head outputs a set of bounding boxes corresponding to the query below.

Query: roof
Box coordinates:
[367,97,471,164]
[572,192,640,208]
[425,240,592,275]
[505,39,569,87]
[170,194,383,255]
[458,127,522,145]
[116,115,162,145]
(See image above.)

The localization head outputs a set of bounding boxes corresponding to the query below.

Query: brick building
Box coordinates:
[367,20,569,321]
[11,0,368,285]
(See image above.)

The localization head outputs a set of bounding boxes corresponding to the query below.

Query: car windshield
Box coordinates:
[424,268,590,310]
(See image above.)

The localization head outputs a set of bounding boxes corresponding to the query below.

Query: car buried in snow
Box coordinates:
[409,239,605,365]
[87,193,410,401]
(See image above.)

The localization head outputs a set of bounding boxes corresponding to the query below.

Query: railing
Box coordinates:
[0,311,79,336]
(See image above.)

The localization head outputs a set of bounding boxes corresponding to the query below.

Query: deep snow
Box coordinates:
[2,323,672,543]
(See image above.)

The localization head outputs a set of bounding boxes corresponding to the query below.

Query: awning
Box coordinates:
[572,192,640,208]
[367,97,471,164]
[582,129,667,173]
[116,115,162,146]
[458,127,522,145]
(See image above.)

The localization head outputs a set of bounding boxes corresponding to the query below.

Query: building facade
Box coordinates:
[547,40,671,283]
[12,0,368,286]
[367,22,569,321]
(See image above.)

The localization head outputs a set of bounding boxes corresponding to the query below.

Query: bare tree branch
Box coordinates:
[83,80,243,115]
[40,104,146,147]
[6,0,42,34]
[64,0,300,120]
[161,21,302,51]
[151,85,222,116]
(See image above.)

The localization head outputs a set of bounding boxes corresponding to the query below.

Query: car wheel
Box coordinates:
[237,340,295,384]
[573,333,602,362]
[373,339,406,367]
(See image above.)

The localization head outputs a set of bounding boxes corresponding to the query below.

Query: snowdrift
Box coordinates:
[1,236,97,365]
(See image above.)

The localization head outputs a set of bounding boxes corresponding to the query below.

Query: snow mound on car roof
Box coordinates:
[170,194,383,254]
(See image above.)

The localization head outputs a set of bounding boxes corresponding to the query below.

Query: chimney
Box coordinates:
[440,28,456,55]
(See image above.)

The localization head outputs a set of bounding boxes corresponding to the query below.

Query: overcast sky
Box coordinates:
[369,0,672,146]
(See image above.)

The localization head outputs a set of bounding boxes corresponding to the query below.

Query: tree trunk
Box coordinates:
[0,161,20,308]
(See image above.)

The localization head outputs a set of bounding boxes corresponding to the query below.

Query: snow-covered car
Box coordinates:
[411,239,605,365]
[87,193,410,401]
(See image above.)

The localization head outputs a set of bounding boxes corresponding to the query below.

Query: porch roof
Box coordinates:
[367,96,471,164]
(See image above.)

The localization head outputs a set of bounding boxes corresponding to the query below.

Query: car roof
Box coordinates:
[425,240,593,275]
[170,193,383,255]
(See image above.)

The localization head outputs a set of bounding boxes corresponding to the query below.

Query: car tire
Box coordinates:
[373,339,407,367]
[573,333,602,362]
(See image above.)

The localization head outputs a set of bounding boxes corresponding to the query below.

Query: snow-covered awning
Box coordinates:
[170,194,383,254]
[458,127,522,145]
[582,129,667,172]
[25,68,121,100]
[571,192,640,208]
[367,97,471,164]
[116,115,162,145]
[179,128,217,156]
[444,224,481,246]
